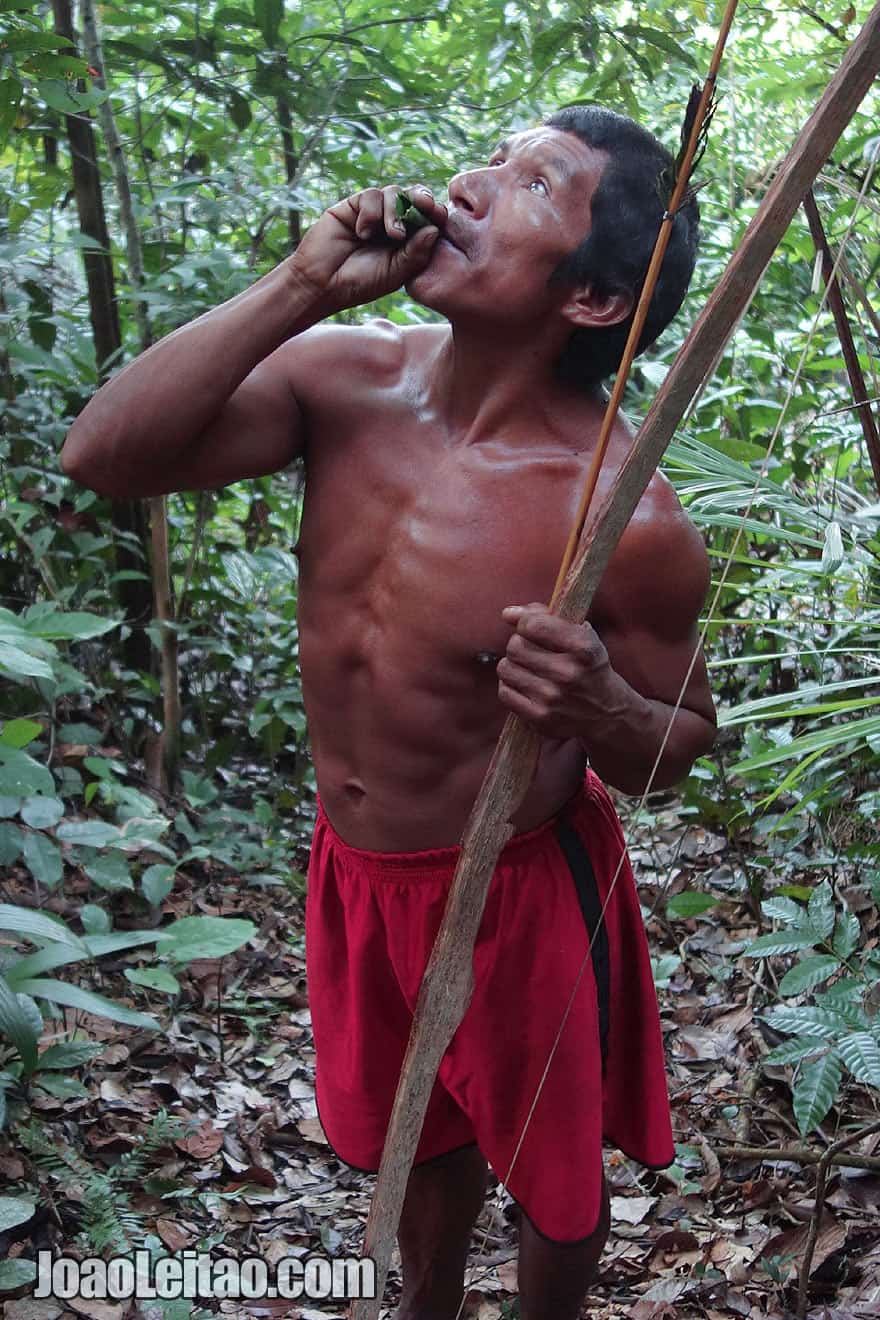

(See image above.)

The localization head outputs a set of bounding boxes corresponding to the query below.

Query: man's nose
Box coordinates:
[447,168,490,217]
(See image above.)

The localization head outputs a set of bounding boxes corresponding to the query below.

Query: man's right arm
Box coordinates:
[60,184,445,498]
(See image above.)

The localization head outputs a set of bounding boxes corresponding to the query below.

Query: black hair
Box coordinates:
[543,104,700,386]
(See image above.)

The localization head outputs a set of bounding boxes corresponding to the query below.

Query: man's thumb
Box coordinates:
[395,225,440,272]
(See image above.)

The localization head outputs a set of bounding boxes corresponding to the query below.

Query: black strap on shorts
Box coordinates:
[554,817,611,1070]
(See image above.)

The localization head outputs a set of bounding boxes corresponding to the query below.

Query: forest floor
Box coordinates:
[2,796,879,1320]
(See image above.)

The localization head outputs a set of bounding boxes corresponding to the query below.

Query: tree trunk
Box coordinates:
[80,0,181,792]
[51,0,152,675]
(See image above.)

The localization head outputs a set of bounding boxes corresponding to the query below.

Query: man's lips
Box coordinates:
[438,221,469,256]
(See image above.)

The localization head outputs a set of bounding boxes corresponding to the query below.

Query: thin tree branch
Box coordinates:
[803,187,880,491]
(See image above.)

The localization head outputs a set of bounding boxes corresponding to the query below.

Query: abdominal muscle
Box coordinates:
[298,590,589,852]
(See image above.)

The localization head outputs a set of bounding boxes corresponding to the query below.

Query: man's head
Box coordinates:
[408,104,699,386]
[543,104,700,384]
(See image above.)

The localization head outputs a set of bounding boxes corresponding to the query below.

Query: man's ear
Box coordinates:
[560,285,633,330]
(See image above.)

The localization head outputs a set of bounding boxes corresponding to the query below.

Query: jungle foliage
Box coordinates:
[1,0,880,1269]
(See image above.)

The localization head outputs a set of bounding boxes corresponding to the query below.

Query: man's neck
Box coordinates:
[430,321,590,449]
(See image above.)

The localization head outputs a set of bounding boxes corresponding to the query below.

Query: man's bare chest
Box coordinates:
[298,423,611,662]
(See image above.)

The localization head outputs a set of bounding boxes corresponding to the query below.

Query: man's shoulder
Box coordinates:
[282,317,446,394]
[595,465,709,633]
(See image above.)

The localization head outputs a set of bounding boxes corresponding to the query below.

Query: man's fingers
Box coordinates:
[503,603,592,656]
[497,657,557,709]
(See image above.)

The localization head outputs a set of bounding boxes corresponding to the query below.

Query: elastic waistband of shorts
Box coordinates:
[313,776,596,883]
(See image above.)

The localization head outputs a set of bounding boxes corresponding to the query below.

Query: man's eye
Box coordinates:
[528,178,549,196]
[489,157,504,167]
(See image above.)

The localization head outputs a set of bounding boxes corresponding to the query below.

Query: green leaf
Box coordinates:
[125,967,181,994]
[745,931,818,957]
[156,916,256,962]
[12,979,160,1031]
[761,895,807,927]
[56,819,122,848]
[23,610,120,641]
[20,796,64,828]
[254,0,283,46]
[764,1005,851,1039]
[37,1040,104,1070]
[0,797,21,818]
[666,891,718,919]
[0,746,54,798]
[778,955,840,996]
[6,945,85,984]
[793,1050,842,1135]
[141,864,175,907]
[0,1258,37,1291]
[22,832,63,889]
[0,976,40,1073]
[0,642,53,681]
[33,1072,89,1099]
[0,822,23,866]
[764,1035,827,1066]
[0,718,44,749]
[83,852,133,892]
[0,905,87,950]
[808,881,835,941]
[80,904,111,935]
[838,1033,880,1088]
[84,931,168,957]
[832,911,860,960]
[0,1196,36,1233]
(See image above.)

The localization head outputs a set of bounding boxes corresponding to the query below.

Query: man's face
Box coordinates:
[407,127,607,327]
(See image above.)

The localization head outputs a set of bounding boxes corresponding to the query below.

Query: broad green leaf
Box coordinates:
[0,718,43,749]
[33,1072,89,1099]
[56,819,122,847]
[838,1033,880,1088]
[745,931,818,957]
[763,1035,827,1066]
[764,1005,851,1039]
[83,853,133,892]
[36,1040,104,1071]
[80,904,111,935]
[20,796,64,828]
[0,747,54,798]
[807,881,835,941]
[832,911,860,960]
[778,955,839,996]
[254,0,283,46]
[0,822,23,866]
[126,967,181,994]
[5,944,85,984]
[761,896,806,927]
[0,1258,37,1290]
[666,891,718,919]
[142,863,175,907]
[0,642,53,681]
[156,916,256,962]
[0,905,86,950]
[22,610,119,641]
[22,832,63,889]
[0,797,21,818]
[793,1051,842,1135]
[84,931,168,957]
[12,979,160,1031]
[0,976,40,1073]
[0,1196,35,1233]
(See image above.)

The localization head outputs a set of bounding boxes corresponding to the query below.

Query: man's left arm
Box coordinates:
[496,507,717,796]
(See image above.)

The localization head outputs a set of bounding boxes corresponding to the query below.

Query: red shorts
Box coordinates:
[305,770,673,1242]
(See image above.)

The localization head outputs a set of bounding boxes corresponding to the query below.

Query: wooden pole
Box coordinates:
[352,7,880,1315]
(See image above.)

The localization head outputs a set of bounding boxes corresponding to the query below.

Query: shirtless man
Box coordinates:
[63,105,716,1320]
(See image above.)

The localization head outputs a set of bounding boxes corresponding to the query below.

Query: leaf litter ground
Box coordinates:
[1,797,879,1320]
